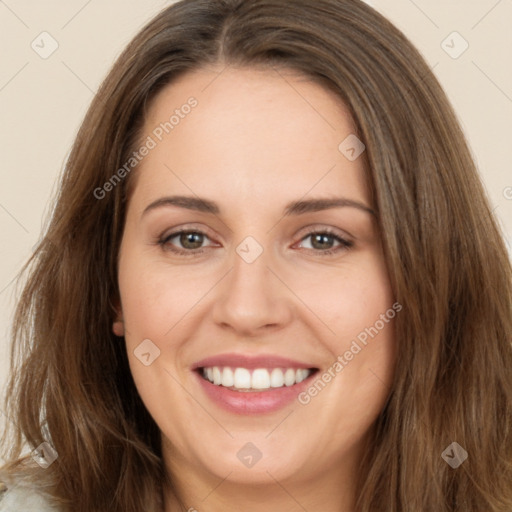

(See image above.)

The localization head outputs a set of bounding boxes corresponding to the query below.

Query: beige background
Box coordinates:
[1,0,511,436]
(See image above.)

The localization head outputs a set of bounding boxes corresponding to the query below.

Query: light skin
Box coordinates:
[114,65,397,512]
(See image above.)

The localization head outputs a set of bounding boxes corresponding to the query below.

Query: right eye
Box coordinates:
[158,229,217,255]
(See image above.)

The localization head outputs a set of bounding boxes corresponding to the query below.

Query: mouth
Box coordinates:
[197,366,317,392]
[191,353,320,414]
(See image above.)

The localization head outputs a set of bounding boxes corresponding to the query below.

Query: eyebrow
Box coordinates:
[141,195,375,217]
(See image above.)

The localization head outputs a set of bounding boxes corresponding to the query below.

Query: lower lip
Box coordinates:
[194,370,317,415]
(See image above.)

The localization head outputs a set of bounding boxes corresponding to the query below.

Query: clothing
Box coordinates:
[0,479,60,512]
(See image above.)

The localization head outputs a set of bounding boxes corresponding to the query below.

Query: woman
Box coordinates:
[1,0,511,510]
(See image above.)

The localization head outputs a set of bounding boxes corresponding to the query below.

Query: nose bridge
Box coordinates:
[229,241,275,310]
[235,238,273,289]
[211,236,292,333]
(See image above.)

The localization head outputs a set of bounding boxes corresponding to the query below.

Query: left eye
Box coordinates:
[297,232,352,252]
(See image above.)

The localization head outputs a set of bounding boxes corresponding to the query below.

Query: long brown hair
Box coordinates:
[2,0,511,510]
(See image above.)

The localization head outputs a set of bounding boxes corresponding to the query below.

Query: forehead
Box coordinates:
[129,66,370,211]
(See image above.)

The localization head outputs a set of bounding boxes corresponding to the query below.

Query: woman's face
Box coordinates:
[116,66,397,505]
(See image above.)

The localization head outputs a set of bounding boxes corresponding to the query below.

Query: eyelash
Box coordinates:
[157,227,353,257]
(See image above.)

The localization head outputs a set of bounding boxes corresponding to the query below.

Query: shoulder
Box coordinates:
[0,479,61,512]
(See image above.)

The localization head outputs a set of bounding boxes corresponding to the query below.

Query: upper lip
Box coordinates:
[192,353,318,371]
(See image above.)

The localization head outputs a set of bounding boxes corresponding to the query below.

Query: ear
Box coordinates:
[112,298,125,337]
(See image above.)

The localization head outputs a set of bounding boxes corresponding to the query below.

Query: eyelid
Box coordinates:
[293,224,354,243]
[159,223,218,243]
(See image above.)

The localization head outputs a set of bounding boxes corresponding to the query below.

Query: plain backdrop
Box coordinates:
[1,0,511,439]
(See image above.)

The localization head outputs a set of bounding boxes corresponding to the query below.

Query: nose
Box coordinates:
[211,247,294,337]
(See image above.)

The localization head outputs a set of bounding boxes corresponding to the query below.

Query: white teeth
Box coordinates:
[284,368,296,386]
[295,369,307,383]
[270,368,284,388]
[233,368,251,388]
[212,367,222,385]
[221,367,234,387]
[251,369,270,389]
[201,366,313,390]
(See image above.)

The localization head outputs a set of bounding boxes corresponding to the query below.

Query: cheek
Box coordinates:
[117,252,192,429]
[292,250,394,343]
[117,248,194,341]
[301,250,397,394]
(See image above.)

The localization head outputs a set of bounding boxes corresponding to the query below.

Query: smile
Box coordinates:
[200,366,313,391]
[192,353,320,414]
